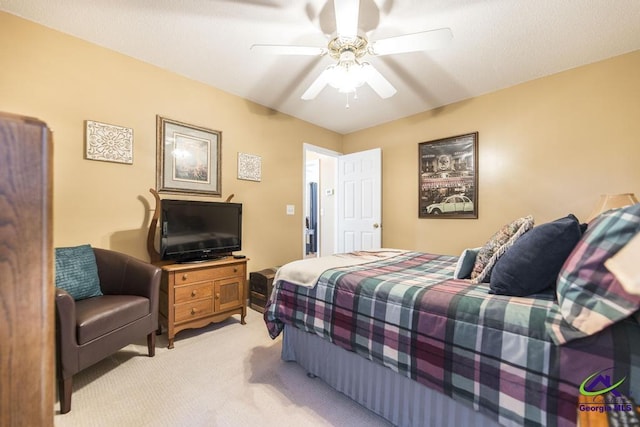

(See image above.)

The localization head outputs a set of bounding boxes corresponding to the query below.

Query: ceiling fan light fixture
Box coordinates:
[251,0,452,104]
[327,60,365,94]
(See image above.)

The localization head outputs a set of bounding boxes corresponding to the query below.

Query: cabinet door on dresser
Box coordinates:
[214,262,245,311]
[216,276,244,312]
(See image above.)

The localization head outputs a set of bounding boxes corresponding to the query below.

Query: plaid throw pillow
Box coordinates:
[550,203,640,344]
[470,215,534,284]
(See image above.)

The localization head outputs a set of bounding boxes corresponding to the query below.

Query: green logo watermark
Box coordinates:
[578,368,634,415]
[580,368,626,397]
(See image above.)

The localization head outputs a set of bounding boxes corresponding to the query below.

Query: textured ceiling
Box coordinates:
[2,0,640,134]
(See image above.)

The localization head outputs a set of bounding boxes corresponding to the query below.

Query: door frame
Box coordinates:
[302,143,340,258]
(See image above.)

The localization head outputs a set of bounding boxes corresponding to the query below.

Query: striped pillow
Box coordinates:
[470,215,534,284]
[552,202,640,343]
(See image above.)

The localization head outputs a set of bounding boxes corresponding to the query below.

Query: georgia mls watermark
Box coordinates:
[578,368,634,413]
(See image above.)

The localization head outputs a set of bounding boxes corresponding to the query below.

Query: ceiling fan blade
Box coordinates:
[250,44,326,56]
[301,68,332,100]
[334,0,359,39]
[370,28,453,56]
[362,64,396,99]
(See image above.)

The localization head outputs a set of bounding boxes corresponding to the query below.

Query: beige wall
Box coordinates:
[2,12,639,265]
[0,12,342,270]
[344,50,640,255]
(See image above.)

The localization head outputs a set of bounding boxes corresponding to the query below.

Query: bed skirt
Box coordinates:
[282,325,502,427]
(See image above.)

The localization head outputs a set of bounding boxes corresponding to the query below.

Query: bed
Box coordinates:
[264,208,640,427]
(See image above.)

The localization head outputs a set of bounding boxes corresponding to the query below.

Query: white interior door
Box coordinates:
[337,148,382,252]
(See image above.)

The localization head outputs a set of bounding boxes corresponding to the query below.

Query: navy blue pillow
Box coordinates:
[489,214,583,296]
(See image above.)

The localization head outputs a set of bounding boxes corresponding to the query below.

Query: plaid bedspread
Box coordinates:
[264,251,640,427]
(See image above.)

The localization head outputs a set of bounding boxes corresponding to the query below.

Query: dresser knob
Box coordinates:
[182,274,188,281]
[233,268,238,273]
[215,293,220,300]
[191,290,197,297]
[190,308,197,315]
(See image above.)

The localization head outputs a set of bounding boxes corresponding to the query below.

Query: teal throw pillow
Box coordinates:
[55,244,103,301]
[453,247,480,279]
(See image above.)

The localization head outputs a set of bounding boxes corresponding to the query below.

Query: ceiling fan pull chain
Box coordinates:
[345,89,360,109]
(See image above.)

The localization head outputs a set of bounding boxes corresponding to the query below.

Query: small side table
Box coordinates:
[249,268,277,313]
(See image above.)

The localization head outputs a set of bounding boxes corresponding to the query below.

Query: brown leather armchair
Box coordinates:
[54,248,161,414]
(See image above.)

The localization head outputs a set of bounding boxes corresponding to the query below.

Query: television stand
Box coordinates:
[155,257,248,349]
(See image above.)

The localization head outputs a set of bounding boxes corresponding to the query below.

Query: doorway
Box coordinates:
[303,143,339,258]
[303,144,383,258]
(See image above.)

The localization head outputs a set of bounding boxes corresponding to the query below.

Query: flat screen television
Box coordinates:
[160,199,242,263]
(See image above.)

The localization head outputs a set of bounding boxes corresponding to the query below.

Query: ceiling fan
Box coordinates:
[250,0,453,101]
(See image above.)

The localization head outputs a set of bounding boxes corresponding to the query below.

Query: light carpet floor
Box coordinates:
[54,309,392,427]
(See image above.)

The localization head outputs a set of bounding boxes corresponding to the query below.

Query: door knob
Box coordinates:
[373,223,380,229]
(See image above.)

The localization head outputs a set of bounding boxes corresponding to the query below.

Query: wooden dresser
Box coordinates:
[158,257,248,348]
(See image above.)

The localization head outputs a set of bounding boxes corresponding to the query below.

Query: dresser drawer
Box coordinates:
[175,299,213,323]
[173,264,245,284]
[214,264,245,279]
[175,282,213,303]
[174,269,214,285]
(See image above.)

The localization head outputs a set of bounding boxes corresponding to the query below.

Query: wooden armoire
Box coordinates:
[0,112,54,426]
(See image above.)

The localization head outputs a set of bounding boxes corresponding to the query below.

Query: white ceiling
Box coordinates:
[3,0,640,134]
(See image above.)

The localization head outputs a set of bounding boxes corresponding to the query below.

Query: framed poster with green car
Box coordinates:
[418,132,478,218]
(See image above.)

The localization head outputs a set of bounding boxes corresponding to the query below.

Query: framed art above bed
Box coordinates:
[418,132,478,218]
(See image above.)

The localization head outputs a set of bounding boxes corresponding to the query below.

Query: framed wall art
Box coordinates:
[237,152,262,182]
[156,116,222,196]
[85,120,133,164]
[418,132,478,219]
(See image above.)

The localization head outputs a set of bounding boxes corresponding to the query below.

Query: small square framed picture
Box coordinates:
[85,120,134,164]
[237,152,262,182]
